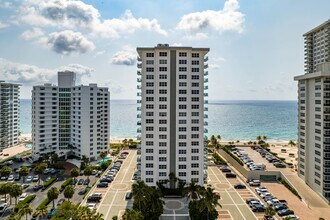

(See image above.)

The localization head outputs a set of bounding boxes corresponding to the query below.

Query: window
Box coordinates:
[146,146,154,151]
[191,156,199,160]
[159,119,167,124]
[179,82,187,87]
[159,75,167,79]
[179,120,187,124]
[191,119,199,124]
[159,97,167,102]
[179,135,186,139]
[146,156,153,160]
[146,134,154,138]
[146,171,153,175]
[146,119,154,124]
[159,112,167,117]
[179,157,186,161]
[146,141,154,146]
[146,53,154,57]
[146,60,154,65]
[159,105,167,109]
[179,165,187,169]
[179,60,187,64]
[159,157,167,161]
[146,104,154,109]
[146,82,154,87]
[179,127,187,132]
[192,68,199,72]
[146,90,154,94]
[159,90,167,94]
[191,141,199,146]
[179,75,187,79]
[159,52,167,56]
[146,67,155,72]
[159,142,167,147]
[179,150,187,154]
[146,163,153,168]
[179,142,187,147]
[159,59,167,64]
[159,150,167,154]
[192,105,199,109]
[179,112,187,117]
[159,82,167,86]
[159,127,167,132]
[192,97,199,102]
[192,60,199,65]
[159,67,167,72]
[179,90,187,94]
[191,171,199,175]
[146,127,154,131]
[179,172,186,177]
[146,97,154,102]
[191,163,199,168]
[179,67,187,72]
[191,149,199,153]
[192,53,199,58]
[192,90,199,94]
[146,75,154,79]
[159,172,167,176]
[192,75,199,80]
[192,83,199,87]
[179,105,187,109]
[179,52,187,57]
[146,178,153,183]
[159,165,167,169]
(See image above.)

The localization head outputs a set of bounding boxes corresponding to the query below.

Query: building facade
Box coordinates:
[137,44,209,186]
[0,81,20,149]
[32,71,110,161]
[294,20,330,203]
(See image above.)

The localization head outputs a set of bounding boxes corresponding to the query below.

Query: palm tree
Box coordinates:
[34,162,47,185]
[183,181,202,201]
[265,206,276,216]
[256,135,262,142]
[199,185,222,220]
[99,151,108,161]
[0,166,12,178]
[70,167,79,183]
[122,209,143,220]
[84,166,93,186]
[19,166,29,183]
[132,180,149,210]
[288,140,296,148]
[51,153,59,164]
[9,184,22,205]
[18,204,33,220]
[81,155,90,165]
[0,182,12,203]
[210,135,217,149]
[35,206,49,219]
[47,187,59,209]
[169,172,178,189]
[64,185,75,200]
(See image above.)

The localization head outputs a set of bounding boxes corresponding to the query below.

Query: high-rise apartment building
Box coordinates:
[0,81,20,149]
[32,71,110,161]
[294,20,330,202]
[136,44,209,186]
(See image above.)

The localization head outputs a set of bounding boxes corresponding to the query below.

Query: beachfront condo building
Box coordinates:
[0,81,20,149]
[294,19,330,203]
[136,44,209,187]
[31,71,110,161]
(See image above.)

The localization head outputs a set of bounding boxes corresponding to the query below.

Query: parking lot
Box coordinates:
[82,150,137,220]
[208,166,262,220]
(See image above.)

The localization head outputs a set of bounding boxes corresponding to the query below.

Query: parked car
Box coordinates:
[225,173,237,178]
[33,184,43,191]
[19,193,28,202]
[5,160,13,165]
[252,204,266,212]
[7,175,14,182]
[97,182,108,188]
[26,176,33,183]
[87,193,102,202]
[125,191,132,200]
[47,208,57,218]
[78,179,84,185]
[246,198,259,204]
[87,203,97,210]
[57,198,65,206]
[263,215,275,220]
[284,215,299,220]
[33,175,40,182]
[249,200,261,208]
[78,187,90,195]
[278,209,294,216]
[0,203,7,214]
[274,203,288,211]
[22,184,30,189]
[234,183,246,189]
[14,175,21,181]
[249,180,261,186]
[100,178,112,183]
[221,168,232,173]
[83,179,90,185]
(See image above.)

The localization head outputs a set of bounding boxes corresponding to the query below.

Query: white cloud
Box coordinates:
[0,58,93,85]
[19,0,167,38]
[0,22,9,29]
[95,50,106,57]
[177,0,244,35]
[183,32,208,40]
[46,30,95,55]
[0,1,13,9]
[110,46,137,66]
[21,27,44,40]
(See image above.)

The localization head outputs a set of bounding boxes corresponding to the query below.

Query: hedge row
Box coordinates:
[60,177,73,192]
[15,194,36,211]
[223,147,244,166]
[278,177,302,200]
[213,152,227,165]
[42,177,57,190]
[33,198,51,217]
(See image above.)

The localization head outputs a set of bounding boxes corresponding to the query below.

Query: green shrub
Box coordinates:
[279,157,286,161]
[213,152,227,165]
[101,160,112,171]
[60,177,73,192]
[278,177,302,200]
[33,198,51,217]
[42,177,57,190]
[15,194,36,211]
[222,146,244,166]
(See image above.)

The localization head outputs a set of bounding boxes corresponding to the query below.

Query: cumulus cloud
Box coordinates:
[0,22,8,29]
[21,27,44,40]
[177,0,244,36]
[0,1,13,9]
[0,58,93,85]
[183,32,208,40]
[19,0,167,38]
[110,46,137,66]
[46,30,95,55]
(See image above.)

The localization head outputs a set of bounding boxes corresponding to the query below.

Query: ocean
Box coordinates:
[20,99,298,142]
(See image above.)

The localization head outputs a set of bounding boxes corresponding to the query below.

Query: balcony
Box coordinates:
[137,70,141,76]
[204,128,208,133]
[137,100,142,104]
[204,121,208,126]
[137,56,142,61]
[204,64,208,69]
[204,56,208,62]
[137,121,141,126]
[137,63,142,68]
[204,86,208,90]
[204,71,208,76]
[137,128,141,133]
[137,78,142,83]
[137,135,141,140]
[204,93,208,97]
[204,114,208,119]
[137,107,141,111]
[204,107,208,111]
[204,135,208,141]
[137,85,142,89]
[204,100,208,104]
[137,114,141,118]
[137,149,141,155]
[204,78,208,83]
[137,144,141,149]
[137,92,142,96]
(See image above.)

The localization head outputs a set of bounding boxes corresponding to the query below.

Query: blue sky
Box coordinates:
[0,0,329,100]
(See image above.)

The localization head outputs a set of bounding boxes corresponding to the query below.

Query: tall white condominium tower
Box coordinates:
[32,71,110,161]
[136,44,209,187]
[294,19,330,203]
[0,81,20,149]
